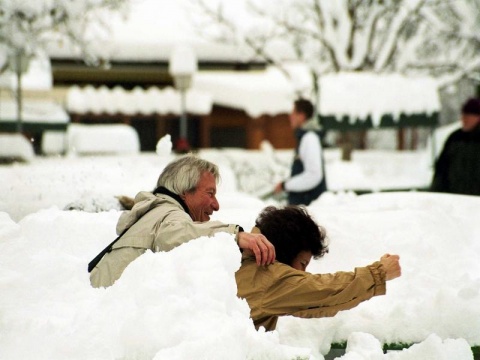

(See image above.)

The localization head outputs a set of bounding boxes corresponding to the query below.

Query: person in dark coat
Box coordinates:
[430,98,480,196]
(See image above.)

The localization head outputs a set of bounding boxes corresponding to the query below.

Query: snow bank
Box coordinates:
[1,150,479,359]
[67,123,140,155]
[339,332,473,360]
[0,210,309,360]
[0,133,34,161]
[277,192,480,356]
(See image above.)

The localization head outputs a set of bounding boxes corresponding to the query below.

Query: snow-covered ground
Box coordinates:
[1,144,479,360]
[0,144,433,222]
[2,0,477,356]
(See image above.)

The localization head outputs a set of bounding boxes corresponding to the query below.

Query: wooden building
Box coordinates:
[53,60,298,151]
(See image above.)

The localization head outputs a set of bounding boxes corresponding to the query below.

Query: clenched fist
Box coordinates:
[380,254,401,281]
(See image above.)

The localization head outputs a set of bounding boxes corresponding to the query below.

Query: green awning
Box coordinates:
[319,112,439,131]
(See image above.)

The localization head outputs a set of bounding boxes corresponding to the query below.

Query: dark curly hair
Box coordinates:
[255,205,328,266]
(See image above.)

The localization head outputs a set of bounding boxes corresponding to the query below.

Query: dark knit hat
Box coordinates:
[461,98,480,115]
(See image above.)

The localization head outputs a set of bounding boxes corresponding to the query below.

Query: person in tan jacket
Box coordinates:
[235,206,401,331]
[89,155,275,288]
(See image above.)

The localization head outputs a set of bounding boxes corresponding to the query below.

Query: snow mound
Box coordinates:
[0,133,34,162]
[340,332,473,360]
[67,123,140,155]
[0,210,310,360]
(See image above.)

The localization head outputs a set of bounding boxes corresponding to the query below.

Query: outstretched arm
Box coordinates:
[259,255,401,320]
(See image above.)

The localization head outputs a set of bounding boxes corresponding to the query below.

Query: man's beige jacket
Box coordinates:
[90,191,238,288]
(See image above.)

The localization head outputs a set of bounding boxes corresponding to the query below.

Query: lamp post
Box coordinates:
[9,50,29,134]
[169,45,197,153]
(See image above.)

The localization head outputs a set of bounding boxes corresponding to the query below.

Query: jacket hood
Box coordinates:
[116,191,181,234]
[301,117,321,131]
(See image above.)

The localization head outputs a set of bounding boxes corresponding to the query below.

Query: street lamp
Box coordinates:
[9,50,30,134]
[169,45,197,153]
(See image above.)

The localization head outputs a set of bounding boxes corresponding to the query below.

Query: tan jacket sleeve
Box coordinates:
[260,261,386,319]
[152,207,239,252]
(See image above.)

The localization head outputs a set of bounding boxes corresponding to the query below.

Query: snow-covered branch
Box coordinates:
[0,0,128,74]
[190,0,480,87]
[374,0,426,71]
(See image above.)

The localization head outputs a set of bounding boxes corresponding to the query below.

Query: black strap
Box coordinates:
[87,228,128,273]
[153,186,191,216]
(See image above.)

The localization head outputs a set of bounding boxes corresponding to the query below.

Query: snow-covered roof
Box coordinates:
[319,72,441,126]
[0,100,68,123]
[66,85,212,115]
[192,67,297,118]
[64,66,302,118]
[63,68,444,122]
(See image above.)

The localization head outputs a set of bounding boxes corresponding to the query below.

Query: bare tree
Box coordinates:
[189,0,480,159]
[412,0,480,87]
[189,0,480,88]
[0,0,128,132]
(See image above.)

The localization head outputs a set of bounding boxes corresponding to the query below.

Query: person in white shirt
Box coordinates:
[274,99,327,205]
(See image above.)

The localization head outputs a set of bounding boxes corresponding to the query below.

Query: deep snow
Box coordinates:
[1,144,479,359]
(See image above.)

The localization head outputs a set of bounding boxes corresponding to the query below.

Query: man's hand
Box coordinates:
[380,254,401,281]
[273,182,284,194]
[237,232,276,266]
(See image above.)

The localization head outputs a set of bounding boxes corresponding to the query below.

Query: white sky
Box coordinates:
[0,145,479,359]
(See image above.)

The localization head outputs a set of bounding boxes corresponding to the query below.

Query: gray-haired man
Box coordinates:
[90,155,275,288]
